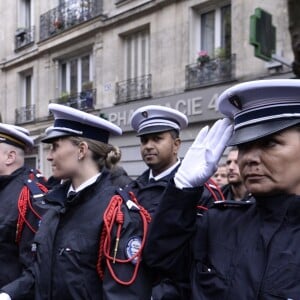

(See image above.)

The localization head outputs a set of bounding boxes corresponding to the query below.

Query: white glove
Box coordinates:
[0,293,11,300]
[175,118,233,189]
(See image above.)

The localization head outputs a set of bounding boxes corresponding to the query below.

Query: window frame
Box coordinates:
[192,2,231,59]
[59,53,93,94]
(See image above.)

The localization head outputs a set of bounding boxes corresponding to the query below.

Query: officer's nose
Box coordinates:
[238,144,261,167]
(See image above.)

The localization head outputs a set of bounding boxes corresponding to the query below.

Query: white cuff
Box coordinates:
[0,293,11,300]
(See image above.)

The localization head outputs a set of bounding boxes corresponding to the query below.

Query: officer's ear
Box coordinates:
[6,149,17,165]
[77,141,89,160]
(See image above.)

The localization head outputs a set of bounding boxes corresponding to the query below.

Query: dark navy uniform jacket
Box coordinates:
[144,182,300,299]
[0,166,47,300]
[129,167,223,300]
[2,169,151,300]
[129,167,188,300]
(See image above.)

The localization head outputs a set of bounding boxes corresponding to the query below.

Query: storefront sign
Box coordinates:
[100,83,234,131]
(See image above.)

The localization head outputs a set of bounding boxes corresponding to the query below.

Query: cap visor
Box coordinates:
[41,130,74,143]
[229,119,300,145]
[137,125,177,137]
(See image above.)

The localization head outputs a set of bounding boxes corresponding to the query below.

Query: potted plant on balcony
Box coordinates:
[214,47,227,60]
[197,50,210,66]
[58,92,70,104]
[81,81,93,91]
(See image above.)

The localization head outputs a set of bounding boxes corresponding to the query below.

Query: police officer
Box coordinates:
[144,79,300,299]
[129,105,224,299]
[129,105,188,216]
[0,104,151,299]
[0,124,48,300]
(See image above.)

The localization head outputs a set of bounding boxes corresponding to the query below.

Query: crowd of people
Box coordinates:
[0,78,299,299]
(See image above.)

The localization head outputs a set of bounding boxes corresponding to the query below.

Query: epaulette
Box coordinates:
[116,187,140,211]
[212,199,254,208]
[25,178,45,200]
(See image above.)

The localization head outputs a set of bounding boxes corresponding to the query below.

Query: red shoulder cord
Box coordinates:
[16,180,48,244]
[205,178,225,201]
[97,191,151,286]
[198,178,225,212]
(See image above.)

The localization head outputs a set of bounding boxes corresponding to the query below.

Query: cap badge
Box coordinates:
[141,111,148,118]
[229,95,242,109]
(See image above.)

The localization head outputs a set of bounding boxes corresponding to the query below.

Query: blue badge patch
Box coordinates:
[125,236,142,265]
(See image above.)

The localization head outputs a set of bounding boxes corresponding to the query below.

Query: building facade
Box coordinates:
[0,0,294,178]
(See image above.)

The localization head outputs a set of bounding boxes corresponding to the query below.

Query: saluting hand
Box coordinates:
[174,118,233,189]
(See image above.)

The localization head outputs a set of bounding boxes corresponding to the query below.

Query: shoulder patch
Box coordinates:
[125,236,141,264]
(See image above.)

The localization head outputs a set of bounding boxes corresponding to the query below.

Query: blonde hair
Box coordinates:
[69,136,121,171]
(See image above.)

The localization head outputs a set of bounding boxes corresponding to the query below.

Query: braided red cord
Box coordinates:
[197,205,208,211]
[97,192,151,286]
[197,179,225,213]
[15,179,48,243]
[16,186,30,243]
[205,178,225,201]
[36,182,48,193]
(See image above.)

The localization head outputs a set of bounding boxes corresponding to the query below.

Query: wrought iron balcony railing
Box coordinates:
[40,0,103,40]
[186,54,236,90]
[115,74,152,103]
[15,26,35,50]
[50,89,96,111]
[15,104,36,124]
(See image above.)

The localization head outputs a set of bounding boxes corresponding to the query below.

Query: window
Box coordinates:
[16,70,35,124]
[19,0,32,28]
[24,156,37,170]
[15,0,34,49]
[196,4,231,57]
[60,54,93,94]
[21,72,33,107]
[116,27,151,103]
[124,28,150,80]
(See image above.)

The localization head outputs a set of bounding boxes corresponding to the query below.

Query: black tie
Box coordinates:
[67,191,77,202]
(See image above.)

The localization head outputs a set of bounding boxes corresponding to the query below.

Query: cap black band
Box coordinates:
[54,119,109,143]
[235,103,300,129]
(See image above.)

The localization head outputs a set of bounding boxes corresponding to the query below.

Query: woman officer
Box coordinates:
[0,103,151,300]
[144,79,300,299]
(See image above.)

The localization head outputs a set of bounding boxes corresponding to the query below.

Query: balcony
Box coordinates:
[115,74,152,103]
[15,26,35,50]
[185,54,236,90]
[50,89,96,111]
[15,104,36,124]
[40,0,103,40]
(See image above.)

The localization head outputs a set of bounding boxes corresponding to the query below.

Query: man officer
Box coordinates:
[0,124,48,299]
[129,105,187,216]
[128,105,223,299]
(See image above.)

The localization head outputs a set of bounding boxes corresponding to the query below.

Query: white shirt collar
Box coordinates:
[149,159,180,181]
[67,173,101,197]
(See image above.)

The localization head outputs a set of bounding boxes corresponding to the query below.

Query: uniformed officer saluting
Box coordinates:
[144,79,300,299]
[129,105,225,300]
[0,104,152,300]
